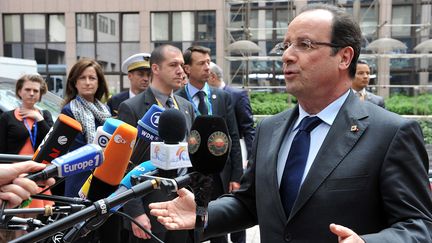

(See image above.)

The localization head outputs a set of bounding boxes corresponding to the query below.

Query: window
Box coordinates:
[76,12,139,93]
[3,14,66,95]
[151,11,216,56]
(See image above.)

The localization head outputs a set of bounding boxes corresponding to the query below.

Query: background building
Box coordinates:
[1,0,431,98]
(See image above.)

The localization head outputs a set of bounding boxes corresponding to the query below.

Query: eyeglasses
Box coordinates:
[269,39,344,55]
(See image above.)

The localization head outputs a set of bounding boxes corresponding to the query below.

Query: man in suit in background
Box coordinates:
[118,44,194,243]
[176,46,243,243]
[208,62,254,243]
[107,53,151,117]
[150,4,432,243]
[352,60,385,108]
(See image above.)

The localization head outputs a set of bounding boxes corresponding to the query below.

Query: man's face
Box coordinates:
[157,49,185,90]
[352,63,370,91]
[207,71,219,87]
[184,52,210,86]
[281,10,345,101]
[128,69,150,94]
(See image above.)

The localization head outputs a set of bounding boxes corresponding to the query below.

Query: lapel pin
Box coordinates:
[350,125,359,132]
[212,94,217,99]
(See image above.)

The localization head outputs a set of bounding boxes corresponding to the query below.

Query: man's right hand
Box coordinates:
[132,214,152,239]
[149,188,197,230]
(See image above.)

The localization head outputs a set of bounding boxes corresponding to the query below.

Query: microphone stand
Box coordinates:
[10,174,192,243]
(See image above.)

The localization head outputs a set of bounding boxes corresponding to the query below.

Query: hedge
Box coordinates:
[250,92,432,143]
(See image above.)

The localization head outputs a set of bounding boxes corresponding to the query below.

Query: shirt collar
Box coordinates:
[296,89,350,129]
[151,86,173,106]
[187,82,210,97]
[129,89,136,98]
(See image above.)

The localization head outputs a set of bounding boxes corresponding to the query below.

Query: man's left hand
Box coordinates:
[330,223,365,243]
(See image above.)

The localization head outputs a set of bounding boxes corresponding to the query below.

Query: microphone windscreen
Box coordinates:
[188,115,230,175]
[137,104,164,142]
[159,108,187,144]
[93,123,137,185]
[87,123,137,201]
[33,114,82,164]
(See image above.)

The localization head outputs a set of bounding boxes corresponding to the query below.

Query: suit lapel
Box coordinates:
[289,93,370,220]
[265,108,298,222]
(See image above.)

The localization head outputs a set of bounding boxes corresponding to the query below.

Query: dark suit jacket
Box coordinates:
[223,86,255,157]
[365,90,385,108]
[206,92,432,242]
[118,87,194,234]
[176,86,243,192]
[107,90,129,117]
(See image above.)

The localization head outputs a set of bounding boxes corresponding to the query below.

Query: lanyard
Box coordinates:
[185,83,213,116]
[23,118,37,150]
[155,96,179,109]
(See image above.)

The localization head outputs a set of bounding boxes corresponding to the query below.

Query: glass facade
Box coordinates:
[3,13,66,97]
[76,12,140,94]
[150,11,216,58]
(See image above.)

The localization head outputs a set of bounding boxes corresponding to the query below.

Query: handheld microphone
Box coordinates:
[92,118,125,149]
[187,115,231,242]
[32,114,83,164]
[150,108,192,172]
[129,104,164,164]
[86,122,137,201]
[188,115,231,175]
[79,118,125,199]
[26,144,103,181]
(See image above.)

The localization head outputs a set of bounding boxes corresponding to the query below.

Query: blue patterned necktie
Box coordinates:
[166,96,175,108]
[196,91,208,115]
[280,116,323,216]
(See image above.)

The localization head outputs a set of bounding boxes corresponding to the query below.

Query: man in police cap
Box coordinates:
[107,53,151,116]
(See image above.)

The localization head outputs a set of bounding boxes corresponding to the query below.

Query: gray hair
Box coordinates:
[209,62,223,80]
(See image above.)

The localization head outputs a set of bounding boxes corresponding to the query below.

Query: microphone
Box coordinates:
[150,108,192,174]
[129,104,164,164]
[187,115,231,242]
[32,114,83,164]
[188,115,231,175]
[79,118,125,199]
[92,118,125,149]
[26,144,104,181]
[0,154,32,163]
[86,123,138,201]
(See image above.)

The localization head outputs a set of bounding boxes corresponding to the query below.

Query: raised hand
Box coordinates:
[149,188,197,230]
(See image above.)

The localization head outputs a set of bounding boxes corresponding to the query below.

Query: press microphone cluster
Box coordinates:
[11,112,232,243]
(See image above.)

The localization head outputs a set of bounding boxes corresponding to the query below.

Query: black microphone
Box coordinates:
[0,154,32,163]
[33,114,83,164]
[186,115,231,243]
[188,115,230,175]
[2,205,85,216]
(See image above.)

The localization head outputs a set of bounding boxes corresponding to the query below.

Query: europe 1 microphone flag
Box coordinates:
[32,114,82,164]
[26,144,104,181]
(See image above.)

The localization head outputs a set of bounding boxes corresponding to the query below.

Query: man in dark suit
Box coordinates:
[176,46,243,243]
[117,44,194,243]
[107,53,151,117]
[150,4,432,243]
[352,60,385,108]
